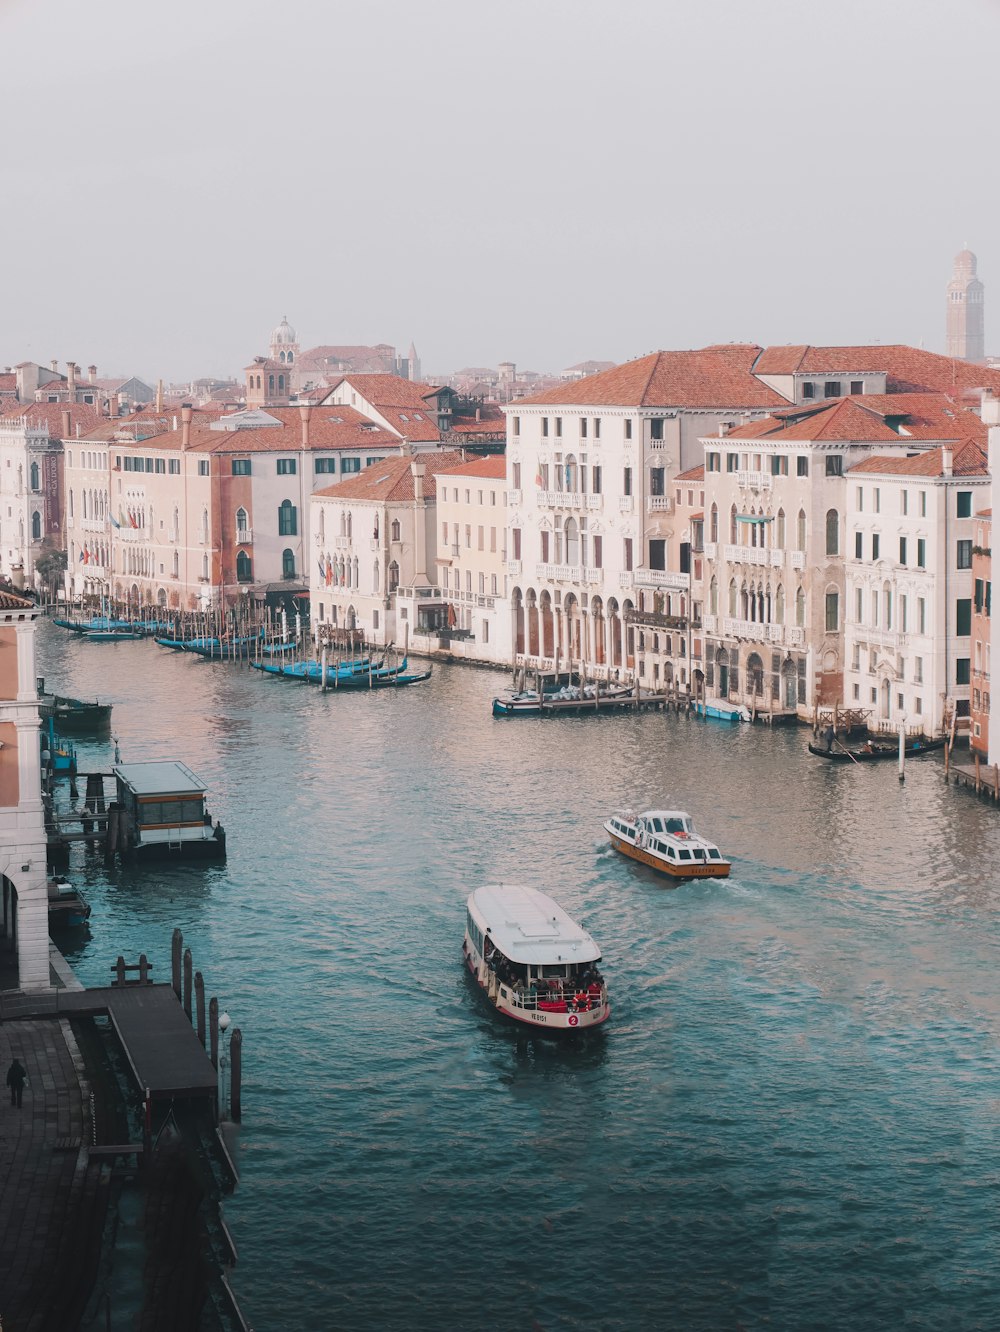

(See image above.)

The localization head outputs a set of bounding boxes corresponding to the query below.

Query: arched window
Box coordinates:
[710,503,718,543]
[29,461,39,491]
[287,351,293,364]
[236,507,248,537]
[390,519,400,541]
[730,504,738,544]
[268,374,275,394]
[796,587,806,626]
[201,507,209,544]
[709,576,718,615]
[883,581,892,630]
[278,375,285,392]
[172,551,179,577]
[31,511,41,540]
[236,551,253,583]
[825,509,839,556]
[278,500,297,536]
[776,508,785,548]
[775,584,785,623]
[282,548,295,578]
[825,589,839,632]
[797,509,807,551]
[202,553,209,579]
[728,578,738,616]
[388,561,399,592]
[565,517,579,565]
[373,562,380,592]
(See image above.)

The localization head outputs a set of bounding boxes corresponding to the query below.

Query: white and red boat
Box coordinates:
[605,808,731,880]
[462,885,610,1033]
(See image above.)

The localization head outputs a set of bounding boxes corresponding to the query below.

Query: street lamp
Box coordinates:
[219,1012,232,1119]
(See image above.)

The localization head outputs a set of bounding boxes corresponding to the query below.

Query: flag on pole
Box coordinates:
[325,559,333,587]
[109,513,121,529]
[535,472,543,486]
[317,558,325,581]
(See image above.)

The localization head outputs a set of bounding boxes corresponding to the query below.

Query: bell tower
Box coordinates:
[946,250,985,363]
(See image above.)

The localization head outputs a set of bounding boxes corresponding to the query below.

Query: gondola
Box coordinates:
[807,737,946,763]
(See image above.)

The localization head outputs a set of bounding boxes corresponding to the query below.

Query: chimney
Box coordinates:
[475,407,481,422]
[300,402,312,448]
[942,447,953,478]
[156,379,164,413]
[181,404,193,450]
[410,460,429,586]
[61,409,71,439]
[67,361,77,394]
[50,359,58,373]
[88,364,97,383]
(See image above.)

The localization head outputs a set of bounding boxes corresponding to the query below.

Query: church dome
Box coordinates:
[954,249,978,276]
[271,316,296,345]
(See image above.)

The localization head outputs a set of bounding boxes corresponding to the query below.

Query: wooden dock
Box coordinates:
[944,751,1000,804]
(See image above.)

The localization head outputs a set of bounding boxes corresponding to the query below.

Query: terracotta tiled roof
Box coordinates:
[183,406,403,455]
[313,450,466,503]
[675,464,705,481]
[0,401,102,437]
[0,374,17,393]
[754,343,1000,396]
[718,393,988,446]
[435,454,507,480]
[849,441,987,478]
[330,374,442,408]
[517,346,785,409]
[299,344,398,374]
[0,590,36,611]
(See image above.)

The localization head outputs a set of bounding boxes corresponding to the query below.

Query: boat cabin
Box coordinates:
[113,761,226,860]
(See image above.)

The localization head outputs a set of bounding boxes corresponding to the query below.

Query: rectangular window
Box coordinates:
[956,598,972,636]
[540,530,550,562]
[624,419,632,441]
[918,598,926,633]
[917,538,926,568]
[511,416,520,437]
[168,459,180,475]
[796,456,809,477]
[706,452,720,472]
[232,459,251,476]
[824,381,841,398]
[957,491,972,518]
[856,486,864,511]
[650,419,664,441]
[900,595,907,631]
[198,460,209,476]
[594,418,601,439]
[726,453,738,473]
[512,528,521,560]
[277,459,297,475]
[154,458,166,474]
[593,535,603,568]
[901,490,908,515]
[623,467,632,496]
[873,488,880,513]
[554,417,562,438]
[580,418,588,438]
[771,455,788,476]
[541,418,549,438]
[624,537,633,571]
[592,465,601,494]
[855,587,863,622]
[341,458,361,473]
[650,467,665,496]
[975,578,985,612]
[314,458,336,473]
[899,537,907,565]
[850,380,863,395]
[477,526,484,551]
[957,539,972,569]
[871,534,879,560]
[825,591,839,631]
[855,531,863,559]
[649,539,666,571]
[919,490,927,517]
[956,659,971,685]
[914,656,923,683]
[145,458,155,472]
[825,456,843,476]
[802,382,815,399]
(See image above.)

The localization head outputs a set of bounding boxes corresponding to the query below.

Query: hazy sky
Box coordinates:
[3,0,998,381]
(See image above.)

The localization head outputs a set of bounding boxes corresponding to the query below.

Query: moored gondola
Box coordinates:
[807,737,946,763]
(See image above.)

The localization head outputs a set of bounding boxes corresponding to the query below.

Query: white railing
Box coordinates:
[586,495,602,510]
[334,536,351,550]
[736,470,772,490]
[719,618,805,648]
[648,496,673,512]
[235,527,252,545]
[505,559,522,575]
[856,628,907,651]
[81,518,105,533]
[703,542,717,559]
[168,527,179,543]
[619,496,634,513]
[541,490,584,509]
[723,544,783,568]
[790,550,805,570]
[633,568,688,591]
[703,614,718,633]
[507,489,522,506]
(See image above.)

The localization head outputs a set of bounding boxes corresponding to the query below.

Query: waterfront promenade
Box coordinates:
[0,1012,106,1331]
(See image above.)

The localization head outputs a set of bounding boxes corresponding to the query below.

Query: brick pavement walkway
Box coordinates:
[0,1017,109,1331]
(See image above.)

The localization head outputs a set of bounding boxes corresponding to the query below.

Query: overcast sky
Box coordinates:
[2,0,998,382]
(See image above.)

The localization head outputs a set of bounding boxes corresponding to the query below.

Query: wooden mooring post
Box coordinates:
[183,947,193,1019]
[172,929,183,999]
[230,1028,242,1122]
[195,971,206,1047]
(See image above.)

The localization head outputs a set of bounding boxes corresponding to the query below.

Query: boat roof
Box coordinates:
[637,809,691,821]
[114,761,207,797]
[467,885,602,965]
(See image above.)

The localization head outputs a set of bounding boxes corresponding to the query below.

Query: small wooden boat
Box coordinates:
[37,688,112,734]
[85,630,145,642]
[47,878,91,931]
[605,809,731,880]
[462,885,610,1033]
[807,736,946,763]
[492,681,635,717]
[694,700,751,723]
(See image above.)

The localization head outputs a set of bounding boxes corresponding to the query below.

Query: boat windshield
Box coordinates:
[666,817,686,834]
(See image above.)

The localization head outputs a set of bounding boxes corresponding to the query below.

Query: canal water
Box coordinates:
[39,624,1000,1331]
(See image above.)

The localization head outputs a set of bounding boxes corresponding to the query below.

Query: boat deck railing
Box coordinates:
[494,981,608,1015]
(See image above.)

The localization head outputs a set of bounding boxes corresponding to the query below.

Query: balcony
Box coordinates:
[334,536,351,550]
[789,550,805,570]
[539,490,585,510]
[632,568,689,591]
[81,518,105,533]
[619,496,634,513]
[723,544,783,568]
[626,608,689,630]
[647,495,674,513]
[235,527,253,545]
[505,559,522,576]
[450,543,460,557]
[736,470,772,491]
[713,618,806,648]
[704,542,717,560]
[534,563,603,585]
[507,488,522,506]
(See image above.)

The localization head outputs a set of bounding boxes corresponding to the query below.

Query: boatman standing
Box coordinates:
[824,724,835,753]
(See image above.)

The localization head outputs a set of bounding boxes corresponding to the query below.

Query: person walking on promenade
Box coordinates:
[6,1056,27,1108]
